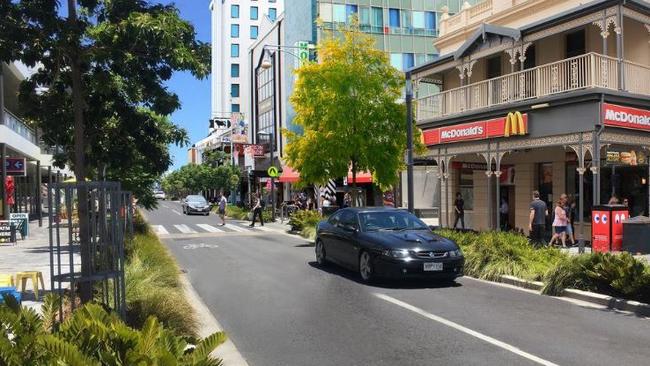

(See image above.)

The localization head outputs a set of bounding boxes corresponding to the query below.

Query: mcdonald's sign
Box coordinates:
[504,111,526,137]
[421,112,528,146]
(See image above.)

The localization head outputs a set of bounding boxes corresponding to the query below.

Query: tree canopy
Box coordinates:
[161,164,240,200]
[285,19,422,192]
[1,0,210,207]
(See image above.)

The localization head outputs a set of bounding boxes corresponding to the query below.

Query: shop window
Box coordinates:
[566,29,585,58]
[566,160,594,220]
[459,168,474,210]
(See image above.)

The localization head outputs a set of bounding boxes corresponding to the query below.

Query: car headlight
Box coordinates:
[448,249,463,258]
[382,249,410,258]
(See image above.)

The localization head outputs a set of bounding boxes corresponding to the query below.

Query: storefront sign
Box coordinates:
[421,112,528,146]
[603,103,650,131]
[232,134,248,144]
[244,145,255,170]
[606,149,647,166]
[241,144,264,156]
[451,162,515,185]
[0,220,16,244]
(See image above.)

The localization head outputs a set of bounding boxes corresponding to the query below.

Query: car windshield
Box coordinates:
[187,196,206,203]
[359,211,429,232]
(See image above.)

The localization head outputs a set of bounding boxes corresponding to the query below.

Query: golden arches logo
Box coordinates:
[504,111,526,137]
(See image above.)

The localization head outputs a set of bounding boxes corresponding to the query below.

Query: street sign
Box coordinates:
[295,41,310,68]
[0,220,16,244]
[4,158,26,176]
[267,166,279,178]
[10,213,29,238]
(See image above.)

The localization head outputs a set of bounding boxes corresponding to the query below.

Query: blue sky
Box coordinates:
[164,1,212,171]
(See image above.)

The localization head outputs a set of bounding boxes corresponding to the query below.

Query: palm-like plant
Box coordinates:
[0,295,226,366]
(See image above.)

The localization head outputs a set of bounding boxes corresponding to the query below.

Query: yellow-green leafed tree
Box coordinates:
[286,20,418,200]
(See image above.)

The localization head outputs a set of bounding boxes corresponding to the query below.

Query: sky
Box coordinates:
[160,0,212,171]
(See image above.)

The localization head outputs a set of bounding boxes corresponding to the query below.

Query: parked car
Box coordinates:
[315,207,464,283]
[153,190,166,200]
[181,195,210,216]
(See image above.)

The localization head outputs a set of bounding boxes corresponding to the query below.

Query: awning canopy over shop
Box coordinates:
[278,165,373,184]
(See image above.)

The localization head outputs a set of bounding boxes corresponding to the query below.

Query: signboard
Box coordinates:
[603,103,650,131]
[241,144,264,156]
[10,213,29,238]
[4,158,26,176]
[295,41,310,68]
[421,112,528,146]
[244,145,255,170]
[267,166,279,178]
[451,162,515,185]
[0,220,16,244]
[232,134,248,144]
[606,149,647,166]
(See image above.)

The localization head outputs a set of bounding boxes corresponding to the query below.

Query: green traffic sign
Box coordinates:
[268,166,279,178]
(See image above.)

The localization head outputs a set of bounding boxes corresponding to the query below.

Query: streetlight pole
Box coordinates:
[405,72,415,213]
[270,128,275,222]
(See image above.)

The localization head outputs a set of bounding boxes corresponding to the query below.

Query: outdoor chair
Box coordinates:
[15,271,45,300]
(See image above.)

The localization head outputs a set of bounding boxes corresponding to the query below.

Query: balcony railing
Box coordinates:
[2,108,38,144]
[416,53,648,121]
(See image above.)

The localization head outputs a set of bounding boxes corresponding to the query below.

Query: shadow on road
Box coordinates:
[294,243,315,248]
[308,261,462,290]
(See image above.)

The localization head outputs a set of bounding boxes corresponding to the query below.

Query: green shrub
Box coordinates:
[436,230,566,281]
[225,205,248,220]
[125,231,197,336]
[543,252,650,303]
[288,210,322,232]
[0,297,226,365]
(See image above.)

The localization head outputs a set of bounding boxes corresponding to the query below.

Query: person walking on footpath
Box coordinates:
[453,192,465,229]
[218,191,227,226]
[528,190,548,246]
[549,198,568,247]
[499,197,509,231]
[250,193,264,227]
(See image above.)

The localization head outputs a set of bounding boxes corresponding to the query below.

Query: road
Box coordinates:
[143,202,650,366]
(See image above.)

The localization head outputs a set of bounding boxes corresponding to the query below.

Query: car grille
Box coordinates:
[415,250,448,259]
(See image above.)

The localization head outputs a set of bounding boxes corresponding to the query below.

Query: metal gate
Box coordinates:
[48,181,131,320]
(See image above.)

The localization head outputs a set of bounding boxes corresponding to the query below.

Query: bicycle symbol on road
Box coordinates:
[183,243,219,250]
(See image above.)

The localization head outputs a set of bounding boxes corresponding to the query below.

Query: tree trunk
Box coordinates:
[351,160,357,207]
[68,0,92,304]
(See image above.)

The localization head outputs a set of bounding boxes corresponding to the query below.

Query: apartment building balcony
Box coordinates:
[416,53,650,121]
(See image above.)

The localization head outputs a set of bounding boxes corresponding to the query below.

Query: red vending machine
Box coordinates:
[592,205,629,252]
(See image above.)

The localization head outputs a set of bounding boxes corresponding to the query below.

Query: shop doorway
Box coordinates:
[499,186,515,231]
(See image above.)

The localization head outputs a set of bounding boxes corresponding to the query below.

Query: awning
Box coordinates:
[347,171,373,184]
[279,165,300,183]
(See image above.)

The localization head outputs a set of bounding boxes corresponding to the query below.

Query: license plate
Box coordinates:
[423,262,443,271]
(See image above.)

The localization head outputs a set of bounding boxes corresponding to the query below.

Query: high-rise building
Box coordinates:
[210,0,283,123]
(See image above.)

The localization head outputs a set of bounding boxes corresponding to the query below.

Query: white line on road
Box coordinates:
[152,225,169,235]
[196,224,224,233]
[374,293,560,366]
[224,224,248,233]
[172,210,182,216]
[174,224,197,234]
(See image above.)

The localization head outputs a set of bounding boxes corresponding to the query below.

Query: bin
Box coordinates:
[622,215,650,254]
[591,205,629,252]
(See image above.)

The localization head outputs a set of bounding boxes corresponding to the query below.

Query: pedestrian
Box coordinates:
[549,198,568,247]
[565,195,576,246]
[499,197,509,231]
[608,195,620,204]
[453,192,465,230]
[218,191,227,226]
[528,190,548,246]
[249,193,264,227]
[343,192,352,208]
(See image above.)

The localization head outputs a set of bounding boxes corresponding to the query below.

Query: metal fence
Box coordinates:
[48,181,132,321]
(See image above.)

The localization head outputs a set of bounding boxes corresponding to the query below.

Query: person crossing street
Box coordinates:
[250,193,264,227]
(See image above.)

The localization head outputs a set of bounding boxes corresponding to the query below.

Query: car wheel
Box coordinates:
[315,239,327,266]
[359,251,374,283]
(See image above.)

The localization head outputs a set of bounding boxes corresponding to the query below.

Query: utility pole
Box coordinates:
[405,72,415,213]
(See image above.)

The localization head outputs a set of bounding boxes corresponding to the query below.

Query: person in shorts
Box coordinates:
[529,191,548,246]
[549,198,568,247]
[218,192,228,226]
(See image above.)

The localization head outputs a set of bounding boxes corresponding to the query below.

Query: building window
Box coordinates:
[345,4,358,22]
[231,24,240,38]
[231,5,239,18]
[403,53,414,70]
[333,4,346,23]
[566,29,586,58]
[390,53,402,71]
[269,8,277,21]
[250,25,258,39]
[371,7,383,31]
[231,84,240,98]
[359,7,370,25]
[425,12,436,30]
[231,44,239,57]
[256,61,275,136]
[250,6,258,20]
[486,55,501,79]
[319,3,332,22]
[401,10,412,30]
[389,8,400,28]
[231,64,240,78]
[231,104,240,113]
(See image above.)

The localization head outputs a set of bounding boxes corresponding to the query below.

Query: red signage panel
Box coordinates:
[421,113,528,146]
[592,209,610,253]
[603,103,650,131]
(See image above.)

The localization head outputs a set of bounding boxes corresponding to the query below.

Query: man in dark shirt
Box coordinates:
[453,192,465,229]
[529,190,548,246]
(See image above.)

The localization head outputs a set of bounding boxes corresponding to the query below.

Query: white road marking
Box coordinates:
[174,224,197,234]
[224,224,248,232]
[196,224,224,233]
[172,210,182,216]
[374,293,560,366]
[152,225,169,235]
[183,243,219,250]
[253,226,275,232]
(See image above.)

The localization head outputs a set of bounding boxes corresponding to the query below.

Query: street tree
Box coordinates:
[162,164,239,200]
[285,19,422,203]
[0,0,209,302]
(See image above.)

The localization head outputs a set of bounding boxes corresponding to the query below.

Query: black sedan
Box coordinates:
[181,195,211,216]
[315,208,464,283]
